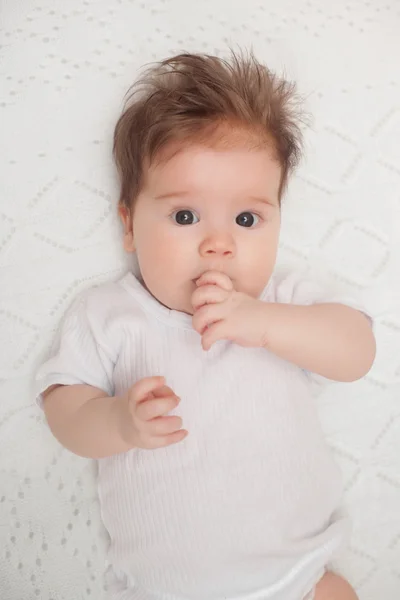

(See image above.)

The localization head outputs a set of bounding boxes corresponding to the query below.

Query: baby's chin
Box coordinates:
[147,278,268,315]
[170,286,197,316]
[154,286,197,315]
[139,274,194,314]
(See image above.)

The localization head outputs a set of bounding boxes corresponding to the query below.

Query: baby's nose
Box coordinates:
[199,233,236,258]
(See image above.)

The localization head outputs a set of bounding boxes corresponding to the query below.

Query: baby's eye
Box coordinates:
[172,209,199,226]
[236,212,260,228]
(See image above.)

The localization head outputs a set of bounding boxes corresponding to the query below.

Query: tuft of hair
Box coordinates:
[113,49,307,208]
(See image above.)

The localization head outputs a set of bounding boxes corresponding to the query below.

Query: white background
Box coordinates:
[1,1,400,599]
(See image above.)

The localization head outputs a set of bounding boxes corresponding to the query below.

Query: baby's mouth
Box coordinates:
[191,274,233,285]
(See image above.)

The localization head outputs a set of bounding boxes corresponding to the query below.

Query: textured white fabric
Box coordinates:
[1,1,400,600]
[36,271,355,600]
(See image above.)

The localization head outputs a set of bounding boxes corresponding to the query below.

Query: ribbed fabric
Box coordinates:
[35,271,364,600]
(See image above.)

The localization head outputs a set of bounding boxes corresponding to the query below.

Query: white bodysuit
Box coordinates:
[36,271,368,600]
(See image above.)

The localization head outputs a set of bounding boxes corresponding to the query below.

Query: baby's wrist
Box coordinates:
[250,300,274,349]
[110,394,137,451]
[256,301,287,351]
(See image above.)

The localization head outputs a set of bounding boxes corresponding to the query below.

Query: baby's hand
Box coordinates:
[192,271,268,351]
[118,376,187,449]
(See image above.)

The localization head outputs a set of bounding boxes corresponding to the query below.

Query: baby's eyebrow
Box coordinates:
[153,191,278,207]
[154,191,191,201]
[248,196,278,207]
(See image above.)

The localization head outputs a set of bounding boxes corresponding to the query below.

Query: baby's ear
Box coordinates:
[118,204,135,252]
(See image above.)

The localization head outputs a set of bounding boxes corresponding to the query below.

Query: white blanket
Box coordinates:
[1,1,399,599]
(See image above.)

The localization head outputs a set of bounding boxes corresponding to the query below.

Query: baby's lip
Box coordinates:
[192,273,233,284]
[192,273,207,283]
[192,273,211,284]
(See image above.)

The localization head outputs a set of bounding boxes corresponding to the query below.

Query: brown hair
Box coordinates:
[113,50,306,209]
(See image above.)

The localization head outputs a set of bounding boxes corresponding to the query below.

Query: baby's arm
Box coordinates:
[256,302,375,382]
[42,377,186,459]
[192,271,375,383]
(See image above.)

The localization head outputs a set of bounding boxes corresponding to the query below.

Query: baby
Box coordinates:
[36,51,376,600]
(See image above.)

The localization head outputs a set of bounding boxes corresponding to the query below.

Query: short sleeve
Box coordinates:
[35,292,115,407]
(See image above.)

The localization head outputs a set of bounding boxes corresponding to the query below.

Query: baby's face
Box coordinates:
[122,142,282,314]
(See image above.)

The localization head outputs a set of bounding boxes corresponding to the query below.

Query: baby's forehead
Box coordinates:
[143,143,281,206]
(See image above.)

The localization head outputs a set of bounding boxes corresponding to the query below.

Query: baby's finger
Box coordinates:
[147,415,183,436]
[195,271,233,291]
[150,384,176,399]
[150,429,188,448]
[191,284,228,311]
[131,376,166,404]
[192,303,225,336]
[201,320,231,351]
[136,395,179,421]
